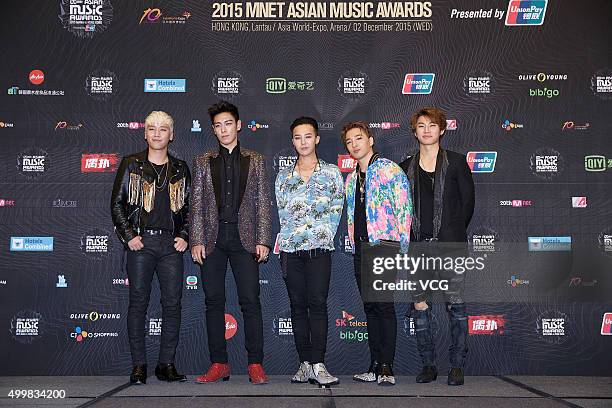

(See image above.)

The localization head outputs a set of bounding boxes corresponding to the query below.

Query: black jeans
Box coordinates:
[201,222,263,364]
[281,249,332,364]
[126,232,184,365]
[354,240,397,365]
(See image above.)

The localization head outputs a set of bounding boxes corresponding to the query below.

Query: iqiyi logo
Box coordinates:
[529,87,559,99]
[585,155,611,172]
[266,78,287,94]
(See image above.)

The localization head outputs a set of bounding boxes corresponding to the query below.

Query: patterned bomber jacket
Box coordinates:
[345,156,413,253]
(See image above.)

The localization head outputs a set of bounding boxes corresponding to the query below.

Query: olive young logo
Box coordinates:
[59,0,113,38]
[591,69,612,100]
[518,72,567,82]
[70,311,121,320]
[10,310,43,344]
[530,148,563,180]
[338,70,369,99]
[86,70,116,100]
[463,71,493,99]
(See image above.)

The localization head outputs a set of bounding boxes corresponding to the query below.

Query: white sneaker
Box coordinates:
[309,363,339,386]
[377,363,396,386]
[291,361,311,383]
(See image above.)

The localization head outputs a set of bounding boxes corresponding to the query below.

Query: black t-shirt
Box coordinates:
[418,166,435,239]
[354,171,368,240]
[146,162,173,231]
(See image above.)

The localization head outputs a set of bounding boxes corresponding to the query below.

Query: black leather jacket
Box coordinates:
[111,150,191,246]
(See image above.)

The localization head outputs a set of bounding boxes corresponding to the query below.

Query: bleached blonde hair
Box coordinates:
[145,111,174,131]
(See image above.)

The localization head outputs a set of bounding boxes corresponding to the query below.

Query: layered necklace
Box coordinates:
[151,161,169,191]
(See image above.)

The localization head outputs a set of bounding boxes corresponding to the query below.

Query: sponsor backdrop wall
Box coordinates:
[1,0,611,376]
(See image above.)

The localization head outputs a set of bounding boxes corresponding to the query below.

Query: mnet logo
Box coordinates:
[81,153,119,172]
[584,155,609,172]
[402,73,435,94]
[144,78,186,93]
[337,154,357,173]
[601,313,612,335]
[505,0,548,26]
[572,197,587,208]
[266,77,287,94]
[466,151,497,173]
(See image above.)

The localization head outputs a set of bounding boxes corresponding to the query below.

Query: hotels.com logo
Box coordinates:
[225,313,237,340]
[81,153,119,173]
[337,154,357,173]
[29,70,44,85]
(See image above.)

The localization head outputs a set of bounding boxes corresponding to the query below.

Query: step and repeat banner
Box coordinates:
[1,0,611,376]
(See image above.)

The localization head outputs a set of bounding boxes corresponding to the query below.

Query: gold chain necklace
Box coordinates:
[151,162,169,191]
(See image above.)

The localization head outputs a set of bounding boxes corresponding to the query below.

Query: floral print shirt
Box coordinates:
[275,160,344,252]
[346,157,413,253]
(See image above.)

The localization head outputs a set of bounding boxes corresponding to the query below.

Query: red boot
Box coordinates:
[195,363,230,383]
[248,363,268,385]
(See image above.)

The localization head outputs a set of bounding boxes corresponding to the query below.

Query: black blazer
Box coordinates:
[400,150,475,242]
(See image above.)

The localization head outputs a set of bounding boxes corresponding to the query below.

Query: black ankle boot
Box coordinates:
[130,364,147,385]
[155,363,187,382]
[447,367,464,386]
[416,365,438,383]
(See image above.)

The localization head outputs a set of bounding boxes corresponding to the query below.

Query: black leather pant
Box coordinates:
[126,232,184,365]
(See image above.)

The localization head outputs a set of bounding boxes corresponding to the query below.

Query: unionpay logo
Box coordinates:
[601,313,612,335]
[466,152,497,173]
[402,73,435,94]
[505,0,548,26]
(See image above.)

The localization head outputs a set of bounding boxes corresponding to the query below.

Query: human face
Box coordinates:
[212,112,241,149]
[344,127,373,161]
[145,121,173,150]
[414,115,444,147]
[292,124,319,157]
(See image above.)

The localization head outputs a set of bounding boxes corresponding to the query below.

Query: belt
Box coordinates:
[293,248,331,258]
[143,229,171,236]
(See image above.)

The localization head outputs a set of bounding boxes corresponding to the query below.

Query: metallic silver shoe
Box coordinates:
[377,363,396,386]
[291,361,311,383]
[309,363,339,387]
[353,360,378,382]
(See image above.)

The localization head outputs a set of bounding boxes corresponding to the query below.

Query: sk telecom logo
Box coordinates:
[402,73,435,94]
[466,152,497,173]
[337,154,357,173]
[81,154,119,173]
[505,0,548,26]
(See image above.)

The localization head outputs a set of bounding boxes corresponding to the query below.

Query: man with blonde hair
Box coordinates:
[111,111,191,385]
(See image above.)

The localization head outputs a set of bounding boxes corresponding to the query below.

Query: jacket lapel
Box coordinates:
[210,155,221,208]
[238,153,250,207]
